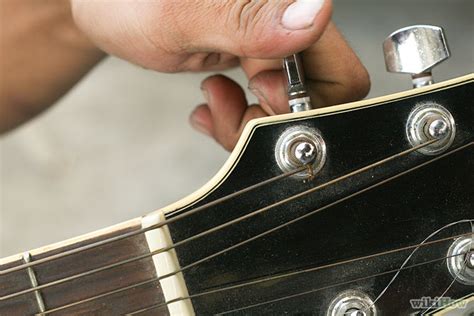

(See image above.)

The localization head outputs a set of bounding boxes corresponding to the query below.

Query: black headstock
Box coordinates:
[165,74,474,315]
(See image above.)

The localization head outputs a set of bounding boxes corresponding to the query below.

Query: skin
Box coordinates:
[0,0,370,151]
[0,0,105,133]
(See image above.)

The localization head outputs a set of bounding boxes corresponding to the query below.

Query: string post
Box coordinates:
[294,141,317,165]
[275,126,326,179]
[446,236,474,285]
[467,251,474,269]
[406,103,455,155]
[326,289,377,316]
[426,118,449,139]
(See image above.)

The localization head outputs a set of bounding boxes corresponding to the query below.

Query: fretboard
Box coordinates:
[0,218,168,315]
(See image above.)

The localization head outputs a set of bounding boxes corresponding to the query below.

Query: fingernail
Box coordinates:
[248,86,266,103]
[201,87,210,103]
[282,0,325,30]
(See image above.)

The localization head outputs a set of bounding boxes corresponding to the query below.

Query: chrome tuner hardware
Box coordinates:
[383,25,450,88]
[446,236,474,285]
[327,290,377,316]
[275,126,326,178]
[283,54,312,112]
[406,103,456,155]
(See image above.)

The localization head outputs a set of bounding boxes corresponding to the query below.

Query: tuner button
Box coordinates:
[383,25,450,88]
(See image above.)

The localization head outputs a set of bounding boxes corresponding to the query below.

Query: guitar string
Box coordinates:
[366,219,474,312]
[419,221,473,315]
[124,220,473,314]
[1,139,439,301]
[214,252,469,315]
[130,238,470,315]
[38,233,472,316]
[0,165,308,276]
[30,142,471,315]
[421,260,463,315]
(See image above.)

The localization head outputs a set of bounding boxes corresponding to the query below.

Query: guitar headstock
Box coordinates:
[153,25,473,315]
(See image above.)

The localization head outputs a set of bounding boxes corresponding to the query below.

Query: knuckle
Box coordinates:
[348,64,371,100]
[227,0,281,56]
[333,63,371,104]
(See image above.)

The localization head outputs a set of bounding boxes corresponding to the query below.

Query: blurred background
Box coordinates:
[1,0,473,257]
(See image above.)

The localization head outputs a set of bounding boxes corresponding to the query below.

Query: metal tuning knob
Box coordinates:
[383,25,450,88]
[283,54,312,112]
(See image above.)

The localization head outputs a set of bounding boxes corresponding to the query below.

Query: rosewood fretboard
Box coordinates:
[0,219,168,315]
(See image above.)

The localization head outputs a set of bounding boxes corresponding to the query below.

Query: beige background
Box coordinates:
[1,0,473,257]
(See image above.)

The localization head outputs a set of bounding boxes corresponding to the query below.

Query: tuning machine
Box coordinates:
[383,25,450,88]
[384,25,456,154]
[277,55,326,178]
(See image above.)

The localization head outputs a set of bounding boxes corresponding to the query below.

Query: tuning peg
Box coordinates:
[383,25,450,88]
[283,54,312,112]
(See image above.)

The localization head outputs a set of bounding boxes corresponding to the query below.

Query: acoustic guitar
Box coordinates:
[1,25,473,316]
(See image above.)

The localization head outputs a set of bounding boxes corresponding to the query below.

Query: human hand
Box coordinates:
[71,0,370,150]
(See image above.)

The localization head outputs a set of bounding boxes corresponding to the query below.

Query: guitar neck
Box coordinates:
[0,218,168,315]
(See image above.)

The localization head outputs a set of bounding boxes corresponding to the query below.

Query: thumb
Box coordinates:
[190,0,333,59]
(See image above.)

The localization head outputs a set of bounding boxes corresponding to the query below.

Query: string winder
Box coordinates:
[1,25,473,316]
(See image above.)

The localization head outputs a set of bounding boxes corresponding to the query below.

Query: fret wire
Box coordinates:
[2,251,155,301]
[35,278,160,315]
[1,139,441,302]
[28,142,471,314]
[22,252,46,314]
[0,165,308,277]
